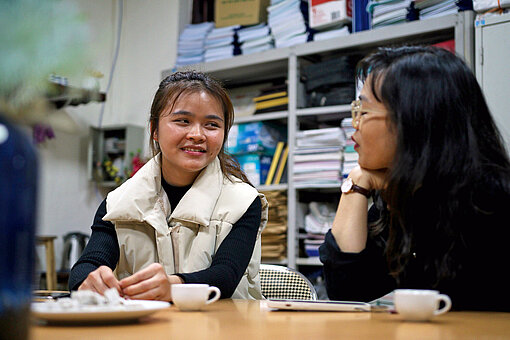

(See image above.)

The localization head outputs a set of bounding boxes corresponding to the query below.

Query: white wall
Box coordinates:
[36,0,182,272]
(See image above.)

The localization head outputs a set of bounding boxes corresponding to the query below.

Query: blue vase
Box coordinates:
[0,115,38,339]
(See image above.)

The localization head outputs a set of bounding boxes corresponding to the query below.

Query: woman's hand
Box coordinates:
[78,265,122,295]
[119,263,184,301]
[348,165,388,192]
[330,166,389,253]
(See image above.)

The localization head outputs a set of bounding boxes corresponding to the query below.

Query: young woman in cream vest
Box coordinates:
[69,71,268,301]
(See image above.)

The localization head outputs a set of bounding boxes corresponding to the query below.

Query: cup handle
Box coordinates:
[434,294,452,316]
[206,286,221,305]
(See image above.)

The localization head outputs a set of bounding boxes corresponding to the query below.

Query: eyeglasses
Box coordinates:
[351,99,387,129]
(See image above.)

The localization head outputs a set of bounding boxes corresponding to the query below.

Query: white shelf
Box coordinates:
[295,183,341,190]
[261,259,288,265]
[167,47,291,85]
[234,111,288,124]
[296,257,322,266]
[257,184,288,192]
[296,105,351,117]
[294,13,469,58]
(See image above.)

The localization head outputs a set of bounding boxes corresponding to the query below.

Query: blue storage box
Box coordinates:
[235,153,272,186]
[227,122,285,155]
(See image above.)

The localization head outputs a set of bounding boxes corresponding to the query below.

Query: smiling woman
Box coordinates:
[69,71,268,302]
[154,91,225,186]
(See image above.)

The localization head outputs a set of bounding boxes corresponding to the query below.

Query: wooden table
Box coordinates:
[30,300,510,340]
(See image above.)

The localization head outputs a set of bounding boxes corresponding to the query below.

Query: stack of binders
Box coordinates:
[253,83,288,113]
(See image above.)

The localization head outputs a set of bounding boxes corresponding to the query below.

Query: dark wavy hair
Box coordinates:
[357,46,510,285]
[149,70,250,184]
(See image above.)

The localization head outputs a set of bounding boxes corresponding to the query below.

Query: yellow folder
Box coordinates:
[265,142,285,185]
[273,144,289,184]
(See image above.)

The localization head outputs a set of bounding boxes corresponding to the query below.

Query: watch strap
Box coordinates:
[350,183,371,198]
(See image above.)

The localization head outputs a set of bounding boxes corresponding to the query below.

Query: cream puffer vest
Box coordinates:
[103,154,268,299]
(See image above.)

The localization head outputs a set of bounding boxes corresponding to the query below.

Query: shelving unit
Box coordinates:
[88,125,145,187]
[475,12,510,155]
[47,83,106,109]
[164,12,475,271]
[234,110,288,124]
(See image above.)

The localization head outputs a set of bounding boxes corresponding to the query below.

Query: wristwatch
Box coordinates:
[341,177,371,198]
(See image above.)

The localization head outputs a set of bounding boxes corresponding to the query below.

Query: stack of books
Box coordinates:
[293,127,344,185]
[341,118,358,178]
[367,0,412,28]
[238,24,273,55]
[267,0,309,48]
[175,22,214,67]
[253,83,288,113]
[415,0,458,20]
[261,190,287,261]
[204,25,239,62]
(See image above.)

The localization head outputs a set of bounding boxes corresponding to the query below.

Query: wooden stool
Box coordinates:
[36,236,57,290]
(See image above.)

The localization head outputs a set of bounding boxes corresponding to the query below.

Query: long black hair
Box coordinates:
[357,46,510,285]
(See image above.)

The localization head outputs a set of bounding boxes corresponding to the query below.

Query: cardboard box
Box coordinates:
[235,154,272,186]
[309,0,352,30]
[215,0,270,28]
[227,122,285,155]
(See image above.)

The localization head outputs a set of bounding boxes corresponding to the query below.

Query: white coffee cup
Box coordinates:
[394,289,452,321]
[171,284,221,311]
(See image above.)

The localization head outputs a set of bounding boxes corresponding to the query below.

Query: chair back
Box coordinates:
[259,264,318,300]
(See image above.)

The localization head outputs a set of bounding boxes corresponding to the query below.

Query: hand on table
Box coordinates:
[78,265,122,295]
[119,263,184,301]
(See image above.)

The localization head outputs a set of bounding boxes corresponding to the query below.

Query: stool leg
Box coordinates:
[44,240,57,291]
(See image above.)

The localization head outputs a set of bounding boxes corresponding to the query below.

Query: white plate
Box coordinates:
[31,300,170,324]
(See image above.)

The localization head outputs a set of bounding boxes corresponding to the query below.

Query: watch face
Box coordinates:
[341,178,353,193]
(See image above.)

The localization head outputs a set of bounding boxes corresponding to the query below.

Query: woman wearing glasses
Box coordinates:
[319,46,510,311]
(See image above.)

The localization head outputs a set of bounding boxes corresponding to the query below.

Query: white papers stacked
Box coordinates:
[238,24,274,55]
[368,0,412,28]
[267,0,308,48]
[415,0,457,19]
[313,26,350,42]
[229,82,273,117]
[473,0,510,12]
[204,25,239,62]
[176,22,214,67]
[341,118,358,178]
[294,127,344,185]
[261,190,287,260]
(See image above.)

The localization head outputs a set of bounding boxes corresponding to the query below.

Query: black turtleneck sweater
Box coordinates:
[69,179,262,298]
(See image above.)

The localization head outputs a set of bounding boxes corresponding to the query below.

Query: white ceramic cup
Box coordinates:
[394,289,452,321]
[171,284,221,311]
